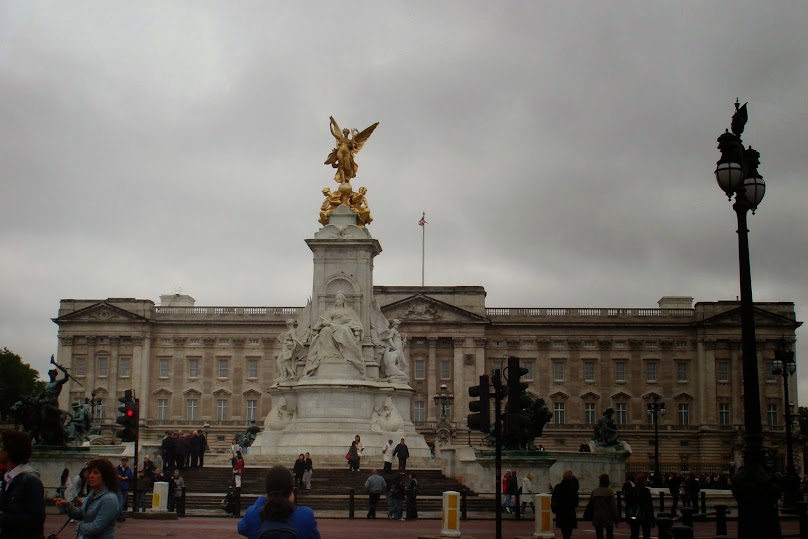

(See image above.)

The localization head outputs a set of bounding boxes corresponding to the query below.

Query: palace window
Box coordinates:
[719,403,731,426]
[615,403,628,425]
[440,360,451,380]
[157,399,168,420]
[413,400,425,422]
[614,361,626,382]
[246,399,257,422]
[584,403,597,425]
[678,403,690,426]
[159,358,170,378]
[554,402,565,425]
[765,361,776,382]
[218,358,229,379]
[186,399,198,421]
[717,360,730,382]
[95,399,106,419]
[247,359,259,379]
[188,359,199,379]
[97,357,108,378]
[75,357,86,376]
[583,361,596,382]
[767,403,779,427]
[119,357,131,378]
[677,362,689,382]
[553,360,565,382]
[645,361,658,382]
[414,359,425,380]
[523,360,534,381]
[216,399,228,421]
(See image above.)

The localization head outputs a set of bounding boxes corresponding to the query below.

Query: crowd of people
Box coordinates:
[160,429,208,472]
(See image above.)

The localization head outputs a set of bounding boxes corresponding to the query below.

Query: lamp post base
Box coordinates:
[732,462,782,539]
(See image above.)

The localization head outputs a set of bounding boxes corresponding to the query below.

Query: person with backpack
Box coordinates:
[237,465,320,539]
[590,473,620,539]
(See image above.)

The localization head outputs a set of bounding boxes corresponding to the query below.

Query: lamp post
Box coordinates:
[714,99,781,538]
[434,384,455,445]
[773,338,800,508]
[647,395,665,487]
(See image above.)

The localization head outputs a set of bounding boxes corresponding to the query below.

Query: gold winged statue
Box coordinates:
[324,116,379,189]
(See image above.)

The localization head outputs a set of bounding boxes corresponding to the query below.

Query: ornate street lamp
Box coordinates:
[715,99,781,538]
[773,338,800,508]
[647,395,665,487]
[434,384,455,445]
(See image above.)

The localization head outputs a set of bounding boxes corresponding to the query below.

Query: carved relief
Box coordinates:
[598,339,612,350]
[536,340,550,350]
[401,301,440,321]
[703,339,717,350]
[203,337,216,346]
[265,396,297,431]
[369,396,404,432]
[660,340,674,350]
[61,337,74,346]
[474,338,487,347]
[628,340,643,350]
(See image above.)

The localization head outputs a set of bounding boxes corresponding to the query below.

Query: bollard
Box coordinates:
[659,491,666,513]
[348,488,355,519]
[532,493,554,538]
[680,506,694,528]
[656,516,673,538]
[670,525,694,539]
[714,504,729,537]
[796,501,808,539]
[460,489,467,521]
[151,481,169,512]
[440,491,461,537]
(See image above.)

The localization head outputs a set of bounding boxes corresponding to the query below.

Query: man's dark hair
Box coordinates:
[86,458,120,493]
[1,429,32,465]
[261,465,295,522]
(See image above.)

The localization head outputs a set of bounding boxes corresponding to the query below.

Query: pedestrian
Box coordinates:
[115,456,133,522]
[364,469,386,519]
[237,465,321,539]
[551,470,579,539]
[382,438,394,473]
[347,440,360,472]
[231,437,243,467]
[161,431,174,473]
[405,472,418,520]
[0,430,46,538]
[293,453,306,488]
[303,452,313,490]
[57,467,72,514]
[685,472,700,513]
[55,457,119,539]
[626,472,654,539]
[667,471,682,516]
[501,470,512,513]
[137,454,156,511]
[64,466,89,510]
[168,469,185,516]
[198,429,208,468]
[390,472,405,520]
[233,451,245,517]
[520,472,535,514]
[393,438,409,471]
[506,470,518,515]
[621,472,636,520]
[590,473,620,539]
[353,435,364,470]
[189,431,203,468]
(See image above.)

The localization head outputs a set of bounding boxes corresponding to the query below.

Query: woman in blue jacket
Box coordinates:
[237,465,320,539]
[55,458,119,539]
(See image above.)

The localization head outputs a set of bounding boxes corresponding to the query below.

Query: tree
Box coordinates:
[0,348,45,420]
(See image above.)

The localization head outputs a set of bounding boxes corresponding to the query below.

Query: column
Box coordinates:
[428,337,438,421]
[451,337,466,424]
[56,335,74,410]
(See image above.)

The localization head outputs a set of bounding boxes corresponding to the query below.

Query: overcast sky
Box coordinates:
[2,2,807,400]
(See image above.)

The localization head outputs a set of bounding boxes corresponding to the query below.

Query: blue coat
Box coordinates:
[65,486,118,539]
[237,496,320,539]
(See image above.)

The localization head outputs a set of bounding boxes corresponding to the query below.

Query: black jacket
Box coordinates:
[0,466,46,539]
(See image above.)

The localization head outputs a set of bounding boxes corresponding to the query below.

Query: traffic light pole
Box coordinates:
[132,397,140,513]
[492,368,503,539]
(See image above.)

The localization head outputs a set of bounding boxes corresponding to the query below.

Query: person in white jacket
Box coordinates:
[521,472,535,514]
[382,439,394,473]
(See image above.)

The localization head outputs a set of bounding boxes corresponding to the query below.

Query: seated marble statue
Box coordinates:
[378,319,408,383]
[303,292,366,377]
[265,397,296,431]
[370,396,404,433]
[592,407,620,447]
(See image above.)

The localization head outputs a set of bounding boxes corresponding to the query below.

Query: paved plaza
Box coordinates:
[42,515,800,538]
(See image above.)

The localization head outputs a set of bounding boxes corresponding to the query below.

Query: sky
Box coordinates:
[2,2,807,400]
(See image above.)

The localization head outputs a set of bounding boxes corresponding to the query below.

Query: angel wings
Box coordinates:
[324,116,379,185]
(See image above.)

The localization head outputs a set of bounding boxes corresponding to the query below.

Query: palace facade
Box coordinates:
[53,289,800,473]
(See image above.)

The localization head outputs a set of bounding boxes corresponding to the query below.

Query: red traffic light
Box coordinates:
[126,410,134,417]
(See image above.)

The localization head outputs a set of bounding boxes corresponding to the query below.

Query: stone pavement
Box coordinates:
[42,514,801,539]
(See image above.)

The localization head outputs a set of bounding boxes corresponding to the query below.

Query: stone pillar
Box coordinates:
[134,334,151,412]
[428,338,438,421]
[451,337,466,423]
[56,335,74,410]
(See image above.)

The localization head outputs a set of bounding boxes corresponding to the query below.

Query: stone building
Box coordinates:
[53,290,800,472]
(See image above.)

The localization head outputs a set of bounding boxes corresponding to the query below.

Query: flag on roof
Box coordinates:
[418,212,427,226]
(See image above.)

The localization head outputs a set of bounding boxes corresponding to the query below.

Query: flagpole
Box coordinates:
[419,212,426,286]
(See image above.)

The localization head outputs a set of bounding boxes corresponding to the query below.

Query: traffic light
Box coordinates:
[468,374,491,433]
[116,390,139,443]
[506,356,530,407]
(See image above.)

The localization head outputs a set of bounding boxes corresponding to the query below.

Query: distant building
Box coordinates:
[54,291,800,473]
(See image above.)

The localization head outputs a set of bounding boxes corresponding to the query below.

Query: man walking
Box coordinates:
[393,438,409,472]
[364,469,387,519]
[668,471,683,516]
[382,439,394,473]
[115,456,133,522]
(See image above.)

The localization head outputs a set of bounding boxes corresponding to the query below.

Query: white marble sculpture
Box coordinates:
[276,319,305,381]
[370,396,404,433]
[303,292,366,377]
[265,396,297,431]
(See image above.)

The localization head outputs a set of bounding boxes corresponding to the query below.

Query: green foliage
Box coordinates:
[0,348,45,420]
